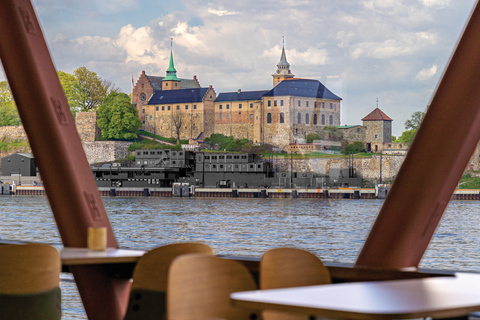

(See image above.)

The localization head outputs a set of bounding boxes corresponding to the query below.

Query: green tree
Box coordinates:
[74,67,108,112]
[396,129,417,145]
[97,92,142,140]
[342,141,366,155]
[306,133,320,143]
[321,126,343,141]
[57,71,83,116]
[404,111,425,131]
[0,81,20,126]
[396,111,425,146]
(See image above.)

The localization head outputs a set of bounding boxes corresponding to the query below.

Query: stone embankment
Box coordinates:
[272,155,405,182]
[0,124,132,166]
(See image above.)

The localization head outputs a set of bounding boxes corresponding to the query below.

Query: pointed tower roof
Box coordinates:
[277,43,290,68]
[163,39,180,81]
[272,37,295,87]
[274,37,294,76]
[362,108,393,121]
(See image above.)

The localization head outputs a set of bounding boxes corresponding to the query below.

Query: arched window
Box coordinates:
[280,112,285,123]
[267,113,272,123]
[313,114,317,125]
[321,114,325,125]
[305,113,310,124]
[297,113,301,124]
[329,115,333,125]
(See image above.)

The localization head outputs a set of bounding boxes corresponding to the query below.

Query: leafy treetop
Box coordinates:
[97,91,142,140]
[404,111,425,131]
[0,81,20,126]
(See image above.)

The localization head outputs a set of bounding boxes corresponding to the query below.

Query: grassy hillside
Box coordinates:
[458,173,480,189]
[0,136,29,153]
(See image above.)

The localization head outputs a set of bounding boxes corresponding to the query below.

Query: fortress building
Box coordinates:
[362,107,393,153]
[132,46,201,125]
[132,40,342,150]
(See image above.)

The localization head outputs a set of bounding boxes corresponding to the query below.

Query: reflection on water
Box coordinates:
[0,196,479,319]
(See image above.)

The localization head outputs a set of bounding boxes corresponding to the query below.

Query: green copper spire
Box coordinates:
[164,38,180,81]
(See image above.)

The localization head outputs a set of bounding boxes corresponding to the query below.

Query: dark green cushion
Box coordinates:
[124,289,166,320]
[0,287,61,320]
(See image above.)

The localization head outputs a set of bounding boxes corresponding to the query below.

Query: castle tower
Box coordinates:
[362,103,393,152]
[162,39,181,90]
[272,37,295,87]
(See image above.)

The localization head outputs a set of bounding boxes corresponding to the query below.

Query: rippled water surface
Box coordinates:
[1,196,479,319]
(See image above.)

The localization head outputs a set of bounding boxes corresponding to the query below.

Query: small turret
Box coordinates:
[272,37,295,87]
[162,38,181,90]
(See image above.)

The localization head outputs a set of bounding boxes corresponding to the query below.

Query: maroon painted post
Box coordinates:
[0,1,129,318]
[356,1,480,269]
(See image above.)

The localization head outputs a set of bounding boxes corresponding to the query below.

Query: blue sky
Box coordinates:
[1,0,477,136]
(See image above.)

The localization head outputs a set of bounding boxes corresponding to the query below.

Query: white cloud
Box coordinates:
[416,64,438,80]
[94,0,137,13]
[31,0,477,136]
[116,25,162,65]
[262,46,328,66]
[208,8,239,16]
[350,48,363,60]
[355,31,438,59]
[421,0,451,8]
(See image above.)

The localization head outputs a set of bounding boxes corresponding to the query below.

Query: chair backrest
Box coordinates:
[124,242,214,320]
[260,247,331,289]
[260,248,331,320]
[0,243,61,320]
[167,254,259,320]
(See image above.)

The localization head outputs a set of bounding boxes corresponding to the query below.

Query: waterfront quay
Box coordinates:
[8,185,480,200]
[12,186,376,198]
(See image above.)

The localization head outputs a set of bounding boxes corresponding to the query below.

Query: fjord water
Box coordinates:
[1,196,479,319]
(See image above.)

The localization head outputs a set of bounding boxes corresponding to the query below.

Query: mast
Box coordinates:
[0,1,129,319]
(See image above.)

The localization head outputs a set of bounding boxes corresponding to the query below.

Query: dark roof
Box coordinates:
[361,108,393,121]
[263,79,341,100]
[146,76,200,91]
[147,88,210,105]
[216,90,269,102]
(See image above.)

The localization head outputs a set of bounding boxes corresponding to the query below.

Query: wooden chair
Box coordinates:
[124,242,214,320]
[167,254,260,320]
[0,243,61,320]
[260,248,331,320]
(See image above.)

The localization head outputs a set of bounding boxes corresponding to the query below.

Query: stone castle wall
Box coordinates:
[75,112,101,142]
[272,154,406,182]
[339,126,366,143]
[82,141,132,164]
[0,116,131,166]
[145,110,206,141]
[0,125,27,140]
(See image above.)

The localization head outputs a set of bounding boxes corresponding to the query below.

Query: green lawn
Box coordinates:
[458,173,480,189]
[268,152,379,159]
[137,130,188,144]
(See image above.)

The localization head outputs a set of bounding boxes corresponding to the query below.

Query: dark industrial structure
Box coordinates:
[91,149,362,189]
[1,153,37,176]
